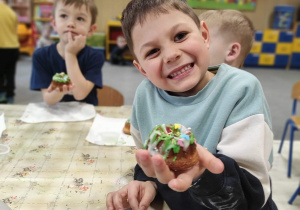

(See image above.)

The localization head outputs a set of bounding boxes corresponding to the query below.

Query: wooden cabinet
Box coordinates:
[9,0,31,23]
[106,20,132,60]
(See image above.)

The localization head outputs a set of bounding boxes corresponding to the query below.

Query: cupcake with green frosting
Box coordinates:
[52,72,71,83]
[144,123,199,171]
[51,72,71,91]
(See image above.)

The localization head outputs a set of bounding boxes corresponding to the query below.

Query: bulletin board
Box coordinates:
[187,0,257,11]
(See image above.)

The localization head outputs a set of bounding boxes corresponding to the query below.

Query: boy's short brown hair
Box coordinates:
[199,10,254,61]
[52,0,98,25]
[121,0,200,60]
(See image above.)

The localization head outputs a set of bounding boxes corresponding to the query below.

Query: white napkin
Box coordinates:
[86,114,135,146]
[20,102,96,123]
[0,112,6,136]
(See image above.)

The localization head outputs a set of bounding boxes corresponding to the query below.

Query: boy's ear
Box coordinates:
[225,43,241,65]
[133,60,148,78]
[50,16,57,32]
[87,24,97,37]
[200,21,210,45]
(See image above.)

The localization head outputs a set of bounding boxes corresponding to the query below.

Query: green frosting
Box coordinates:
[52,72,70,83]
[144,124,195,160]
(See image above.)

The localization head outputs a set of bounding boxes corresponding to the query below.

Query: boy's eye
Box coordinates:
[146,48,160,58]
[60,14,67,18]
[174,32,187,42]
[77,17,85,21]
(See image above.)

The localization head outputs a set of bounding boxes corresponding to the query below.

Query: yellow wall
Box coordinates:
[95,0,300,32]
[95,0,130,33]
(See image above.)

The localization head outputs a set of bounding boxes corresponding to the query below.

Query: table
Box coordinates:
[0,104,152,210]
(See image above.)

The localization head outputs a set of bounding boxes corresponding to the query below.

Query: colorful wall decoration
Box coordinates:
[187,0,257,11]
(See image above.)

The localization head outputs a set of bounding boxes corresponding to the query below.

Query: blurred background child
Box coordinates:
[36,23,54,49]
[199,9,254,68]
[0,0,19,104]
[110,35,129,65]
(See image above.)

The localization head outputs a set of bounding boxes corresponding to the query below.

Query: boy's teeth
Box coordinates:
[170,64,192,78]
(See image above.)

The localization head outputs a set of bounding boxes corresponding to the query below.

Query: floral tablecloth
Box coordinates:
[0,104,137,210]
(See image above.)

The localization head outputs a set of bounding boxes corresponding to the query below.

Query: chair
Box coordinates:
[278,81,300,177]
[97,85,124,106]
[288,183,300,204]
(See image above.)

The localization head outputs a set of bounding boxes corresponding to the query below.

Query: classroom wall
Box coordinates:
[95,0,130,33]
[232,0,300,30]
[95,0,300,33]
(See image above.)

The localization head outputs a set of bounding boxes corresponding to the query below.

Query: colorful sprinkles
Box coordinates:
[144,123,195,161]
[52,72,71,83]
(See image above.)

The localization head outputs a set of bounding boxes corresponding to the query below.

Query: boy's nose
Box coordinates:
[67,20,75,28]
[163,48,181,64]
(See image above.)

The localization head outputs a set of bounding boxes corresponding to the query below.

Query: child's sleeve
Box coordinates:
[130,124,144,149]
[189,78,276,209]
[189,154,276,210]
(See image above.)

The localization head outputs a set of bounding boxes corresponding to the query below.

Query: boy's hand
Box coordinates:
[47,83,75,93]
[136,144,224,192]
[106,180,157,210]
[65,32,86,55]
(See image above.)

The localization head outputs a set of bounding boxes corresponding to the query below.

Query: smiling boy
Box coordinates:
[30,0,104,106]
[106,0,277,210]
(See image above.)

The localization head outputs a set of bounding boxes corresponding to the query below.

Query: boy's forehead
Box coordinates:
[133,9,192,29]
[56,1,89,13]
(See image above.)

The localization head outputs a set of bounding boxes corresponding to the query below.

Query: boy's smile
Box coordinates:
[132,9,213,96]
[168,63,194,79]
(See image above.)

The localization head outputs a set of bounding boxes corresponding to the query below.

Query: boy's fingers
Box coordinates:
[110,186,130,210]
[127,185,140,210]
[106,192,114,210]
[47,86,53,92]
[61,85,67,92]
[168,167,198,192]
[120,193,132,209]
[152,155,174,184]
[138,190,154,210]
[77,35,86,42]
[136,149,155,177]
[112,192,125,210]
[68,31,73,42]
[67,84,74,91]
[106,192,123,210]
[63,85,73,92]
[197,145,224,174]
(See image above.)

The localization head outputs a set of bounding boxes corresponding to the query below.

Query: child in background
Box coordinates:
[199,9,254,68]
[30,0,104,106]
[0,0,20,104]
[36,23,54,49]
[110,35,129,65]
[106,0,277,210]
